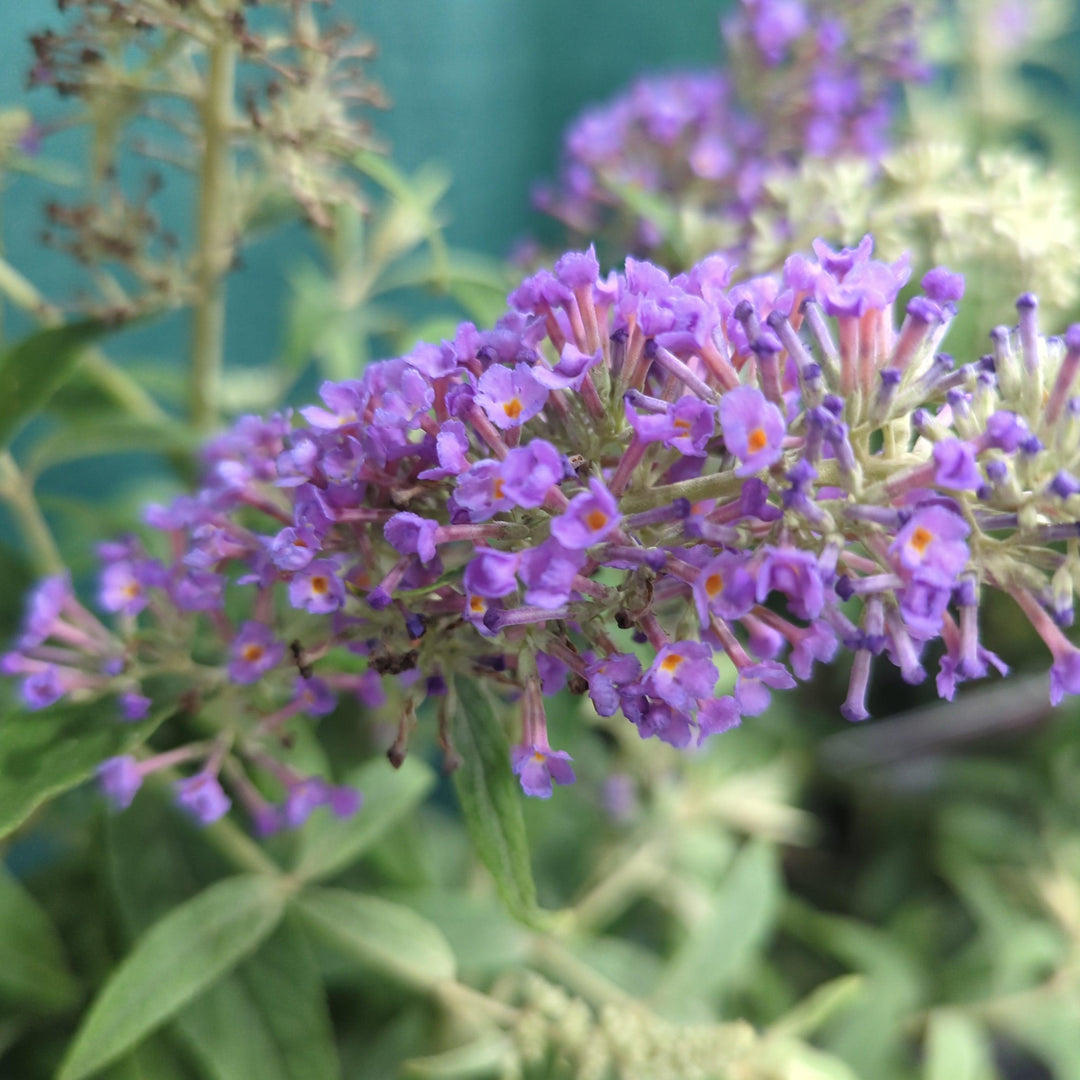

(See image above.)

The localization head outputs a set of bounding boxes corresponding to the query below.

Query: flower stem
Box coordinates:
[189,24,237,434]
[0,452,64,576]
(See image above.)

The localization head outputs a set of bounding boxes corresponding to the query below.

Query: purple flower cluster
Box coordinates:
[8,233,1080,807]
[535,0,925,257]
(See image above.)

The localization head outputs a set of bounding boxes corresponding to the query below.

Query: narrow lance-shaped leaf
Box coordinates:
[294,756,435,884]
[294,887,456,991]
[0,320,111,448]
[0,864,81,1012]
[654,841,781,1011]
[450,677,539,926]
[58,874,286,1080]
[0,701,172,841]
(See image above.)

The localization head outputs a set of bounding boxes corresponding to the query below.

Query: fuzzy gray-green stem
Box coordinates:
[189,25,237,433]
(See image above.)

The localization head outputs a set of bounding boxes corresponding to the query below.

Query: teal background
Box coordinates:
[0,1,727,368]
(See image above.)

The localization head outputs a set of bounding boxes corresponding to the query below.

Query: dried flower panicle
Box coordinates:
[8,235,1080,818]
[27,0,385,315]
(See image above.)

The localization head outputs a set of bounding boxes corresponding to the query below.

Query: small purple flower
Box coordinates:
[1050,647,1080,706]
[228,622,285,684]
[922,266,965,304]
[384,513,439,564]
[418,420,471,480]
[170,570,225,612]
[454,461,512,522]
[501,440,564,508]
[282,778,336,828]
[554,244,600,289]
[532,345,603,392]
[933,439,981,491]
[518,539,586,609]
[295,676,337,716]
[98,756,142,809]
[475,364,548,429]
[889,504,970,586]
[756,547,825,620]
[550,478,621,549]
[734,661,795,716]
[100,562,152,616]
[119,692,152,722]
[21,666,66,710]
[719,387,785,475]
[175,772,232,825]
[698,696,741,740]
[693,552,756,625]
[288,561,346,614]
[536,651,568,696]
[585,652,642,716]
[511,744,576,799]
[627,396,716,456]
[464,548,520,598]
[19,575,71,648]
[268,526,320,571]
[644,641,718,713]
[790,621,838,680]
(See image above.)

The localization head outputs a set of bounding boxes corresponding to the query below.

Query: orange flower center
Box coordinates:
[747,427,768,453]
[910,526,934,554]
[503,397,523,420]
[242,644,265,663]
[705,572,724,597]
[469,595,486,613]
[660,652,684,674]
[494,477,505,499]
[532,751,546,763]
[673,418,691,432]
[311,575,329,594]
[586,509,609,531]
[122,583,140,599]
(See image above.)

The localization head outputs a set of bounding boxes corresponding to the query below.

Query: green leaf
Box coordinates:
[58,875,286,1080]
[174,920,340,1080]
[451,677,539,926]
[0,701,171,841]
[107,792,339,1080]
[654,841,781,1011]
[0,320,111,448]
[23,418,197,479]
[924,1010,997,1080]
[0,864,81,1011]
[294,887,456,990]
[294,756,435,883]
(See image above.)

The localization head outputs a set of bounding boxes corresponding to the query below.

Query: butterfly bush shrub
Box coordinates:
[10,234,1080,825]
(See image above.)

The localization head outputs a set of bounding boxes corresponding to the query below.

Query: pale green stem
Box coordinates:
[0,256,167,424]
[0,452,64,576]
[528,934,639,1010]
[189,24,236,433]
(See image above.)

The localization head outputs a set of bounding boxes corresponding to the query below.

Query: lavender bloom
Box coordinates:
[13,233,1080,821]
[500,440,564,507]
[175,773,231,825]
[550,479,622,549]
[475,364,548,428]
[519,540,586,609]
[119,692,152,722]
[719,387,785,475]
[228,622,285,684]
[98,756,142,809]
[288,561,346,614]
[511,744,576,799]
